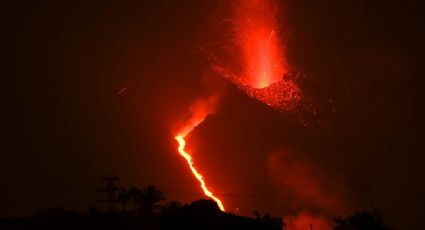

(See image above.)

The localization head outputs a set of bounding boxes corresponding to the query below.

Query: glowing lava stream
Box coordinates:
[175,135,225,211]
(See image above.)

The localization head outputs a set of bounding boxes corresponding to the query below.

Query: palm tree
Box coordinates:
[127,187,142,213]
[253,210,285,230]
[139,185,165,214]
[117,189,129,212]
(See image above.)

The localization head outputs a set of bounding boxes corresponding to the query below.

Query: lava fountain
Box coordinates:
[174,95,225,211]
[210,0,301,111]
[233,0,287,88]
[171,0,302,214]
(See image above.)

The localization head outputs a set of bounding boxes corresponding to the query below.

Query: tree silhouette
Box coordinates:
[253,210,285,230]
[333,208,395,230]
[161,201,183,216]
[10,186,290,230]
[139,185,166,214]
[253,210,261,219]
[117,189,129,212]
[127,187,142,213]
[189,199,221,216]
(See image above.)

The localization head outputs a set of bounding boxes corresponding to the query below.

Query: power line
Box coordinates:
[164,191,424,201]
[96,176,123,212]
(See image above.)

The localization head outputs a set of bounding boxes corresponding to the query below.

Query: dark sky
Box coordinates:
[4,0,425,229]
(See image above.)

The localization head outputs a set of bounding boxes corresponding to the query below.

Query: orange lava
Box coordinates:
[175,135,225,211]
[234,0,288,89]
[209,0,301,112]
[232,74,301,111]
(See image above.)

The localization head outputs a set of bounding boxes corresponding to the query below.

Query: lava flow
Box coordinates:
[175,134,225,211]
[174,95,225,211]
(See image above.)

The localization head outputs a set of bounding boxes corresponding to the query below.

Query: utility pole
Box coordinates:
[97,176,122,212]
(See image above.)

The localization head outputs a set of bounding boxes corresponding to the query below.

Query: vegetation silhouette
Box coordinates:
[0,182,396,230]
[116,185,165,215]
[127,187,141,213]
[117,188,129,212]
[160,199,284,230]
[140,185,166,215]
[333,208,396,230]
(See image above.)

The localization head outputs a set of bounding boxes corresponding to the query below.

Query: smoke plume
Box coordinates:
[267,150,348,229]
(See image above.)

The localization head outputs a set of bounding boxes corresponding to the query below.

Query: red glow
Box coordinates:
[239,77,301,111]
[175,135,225,211]
[285,212,332,230]
[234,0,288,89]
[267,151,348,228]
[174,95,225,211]
[211,0,301,111]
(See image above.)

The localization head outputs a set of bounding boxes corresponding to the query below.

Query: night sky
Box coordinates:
[4,0,425,229]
